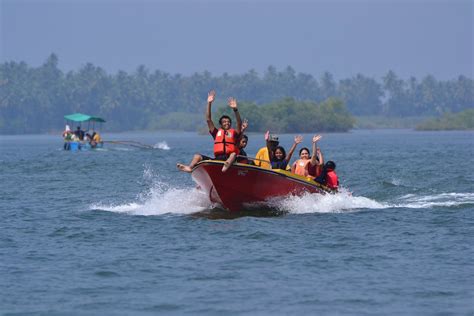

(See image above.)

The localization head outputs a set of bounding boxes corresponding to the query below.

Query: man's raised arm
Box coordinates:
[206,90,216,132]
[227,97,242,134]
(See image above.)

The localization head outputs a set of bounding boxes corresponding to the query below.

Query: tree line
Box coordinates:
[0,53,472,134]
[416,109,474,131]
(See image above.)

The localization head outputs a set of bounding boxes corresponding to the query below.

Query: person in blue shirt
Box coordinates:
[267,133,303,170]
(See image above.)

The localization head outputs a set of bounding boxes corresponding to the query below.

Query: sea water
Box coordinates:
[0,130,473,315]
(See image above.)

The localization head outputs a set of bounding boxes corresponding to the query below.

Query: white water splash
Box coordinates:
[271,189,387,214]
[394,192,474,209]
[267,190,474,214]
[90,181,212,216]
[154,141,170,150]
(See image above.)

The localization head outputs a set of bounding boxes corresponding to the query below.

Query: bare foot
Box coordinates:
[177,163,192,173]
[222,161,231,172]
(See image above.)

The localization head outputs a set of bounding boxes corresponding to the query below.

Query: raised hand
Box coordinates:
[294,135,303,144]
[207,90,216,103]
[227,97,238,109]
[242,118,249,131]
[312,134,322,143]
[265,130,270,141]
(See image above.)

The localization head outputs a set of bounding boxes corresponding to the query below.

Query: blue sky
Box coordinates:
[1,0,472,79]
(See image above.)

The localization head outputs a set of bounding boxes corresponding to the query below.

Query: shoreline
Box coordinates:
[2,128,474,137]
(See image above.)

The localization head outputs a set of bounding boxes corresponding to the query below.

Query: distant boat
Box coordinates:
[63,113,106,151]
[191,160,334,212]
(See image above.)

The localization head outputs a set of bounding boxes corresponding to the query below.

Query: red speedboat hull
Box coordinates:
[191,160,331,212]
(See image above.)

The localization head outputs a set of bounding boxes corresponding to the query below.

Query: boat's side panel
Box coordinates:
[192,162,325,211]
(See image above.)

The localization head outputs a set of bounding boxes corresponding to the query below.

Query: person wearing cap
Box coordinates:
[62,125,71,137]
[177,90,242,173]
[62,125,73,150]
[254,131,279,169]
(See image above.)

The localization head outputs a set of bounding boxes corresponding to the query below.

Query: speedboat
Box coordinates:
[191,160,334,212]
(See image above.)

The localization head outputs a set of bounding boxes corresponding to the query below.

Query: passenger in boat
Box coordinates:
[314,161,339,190]
[89,131,102,148]
[92,131,102,143]
[89,132,96,148]
[62,125,71,137]
[74,126,85,141]
[268,134,303,170]
[85,132,92,140]
[254,133,279,169]
[176,90,242,173]
[63,125,73,150]
[237,135,249,164]
[236,119,250,164]
[291,147,311,177]
[308,134,324,178]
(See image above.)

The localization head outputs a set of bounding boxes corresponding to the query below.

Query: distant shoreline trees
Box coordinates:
[0,53,472,134]
[416,109,474,131]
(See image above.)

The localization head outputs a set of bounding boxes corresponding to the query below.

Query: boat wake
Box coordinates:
[90,172,474,217]
[273,191,474,214]
[394,192,474,209]
[271,189,386,214]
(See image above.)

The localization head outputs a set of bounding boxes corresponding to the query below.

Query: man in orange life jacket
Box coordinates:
[177,90,242,173]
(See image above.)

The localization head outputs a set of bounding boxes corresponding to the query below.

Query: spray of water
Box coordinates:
[154,141,170,150]
[90,184,212,216]
[90,167,474,216]
[271,189,387,214]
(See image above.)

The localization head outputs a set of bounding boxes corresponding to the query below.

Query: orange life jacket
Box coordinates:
[293,159,311,176]
[214,128,239,156]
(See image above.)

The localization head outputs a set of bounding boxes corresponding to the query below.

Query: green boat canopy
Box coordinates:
[64,113,106,123]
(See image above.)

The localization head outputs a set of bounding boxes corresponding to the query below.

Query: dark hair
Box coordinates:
[299,147,310,155]
[274,146,286,161]
[219,115,232,125]
[325,161,336,170]
[241,134,248,141]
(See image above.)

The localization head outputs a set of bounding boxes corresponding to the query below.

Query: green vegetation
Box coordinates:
[354,116,428,129]
[215,98,355,133]
[0,54,472,134]
[416,109,474,131]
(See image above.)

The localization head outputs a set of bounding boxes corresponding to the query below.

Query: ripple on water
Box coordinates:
[2,131,474,315]
[94,270,121,278]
